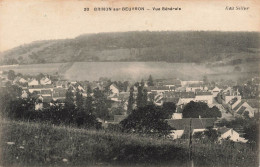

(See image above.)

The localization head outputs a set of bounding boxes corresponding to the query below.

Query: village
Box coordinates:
[0,69,259,144]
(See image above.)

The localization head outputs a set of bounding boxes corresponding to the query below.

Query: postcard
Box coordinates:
[0,0,259,166]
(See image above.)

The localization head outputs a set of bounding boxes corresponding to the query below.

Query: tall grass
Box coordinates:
[0,120,258,167]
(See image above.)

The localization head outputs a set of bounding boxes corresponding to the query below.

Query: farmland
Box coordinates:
[0,120,258,167]
[0,61,259,82]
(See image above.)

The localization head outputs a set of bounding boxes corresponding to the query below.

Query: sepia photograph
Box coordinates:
[0,0,259,166]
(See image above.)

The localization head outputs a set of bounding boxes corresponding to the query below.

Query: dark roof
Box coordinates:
[164,97,179,104]
[233,101,244,111]
[41,89,52,95]
[164,92,195,98]
[228,97,238,105]
[217,127,230,134]
[166,118,216,130]
[196,92,212,96]
[237,106,247,115]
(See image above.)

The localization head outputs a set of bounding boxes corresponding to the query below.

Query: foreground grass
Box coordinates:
[0,120,258,167]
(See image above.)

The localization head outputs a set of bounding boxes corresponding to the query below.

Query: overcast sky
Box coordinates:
[0,0,259,52]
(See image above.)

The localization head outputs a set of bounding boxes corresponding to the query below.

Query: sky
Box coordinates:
[0,0,259,52]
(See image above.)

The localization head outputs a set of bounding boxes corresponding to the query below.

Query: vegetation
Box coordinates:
[0,120,259,167]
[1,31,259,65]
[234,80,259,99]
[0,83,103,129]
[127,86,134,114]
[182,101,222,118]
[218,116,259,148]
[147,75,154,86]
[120,105,173,136]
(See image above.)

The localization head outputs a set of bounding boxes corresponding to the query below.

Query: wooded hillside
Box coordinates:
[0,31,259,65]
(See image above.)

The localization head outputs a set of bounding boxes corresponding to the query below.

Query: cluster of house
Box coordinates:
[221,87,259,118]
[108,78,259,143]
[1,71,258,143]
[166,118,247,143]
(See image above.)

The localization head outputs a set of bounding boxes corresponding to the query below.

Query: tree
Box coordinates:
[136,81,148,108]
[85,85,94,115]
[120,104,173,136]
[65,87,75,109]
[93,88,110,121]
[204,127,219,142]
[136,82,143,108]
[182,101,221,118]
[161,102,176,119]
[75,88,84,109]
[36,73,45,81]
[142,88,148,107]
[147,75,154,86]
[244,121,259,147]
[7,70,16,80]
[127,86,135,114]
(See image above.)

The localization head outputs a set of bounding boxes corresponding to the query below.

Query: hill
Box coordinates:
[0,31,259,65]
[0,120,258,166]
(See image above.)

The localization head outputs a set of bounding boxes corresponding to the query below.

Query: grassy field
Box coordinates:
[0,63,65,76]
[0,120,258,167]
[64,62,259,81]
[0,61,258,82]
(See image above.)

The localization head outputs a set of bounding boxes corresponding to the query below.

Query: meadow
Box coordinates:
[1,61,258,82]
[0,120,258,167]
[64,62,258,81]
[0,63,65,76]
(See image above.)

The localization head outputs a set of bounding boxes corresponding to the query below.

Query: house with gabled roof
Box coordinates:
[166,118,216,139]
[28,79,39,86]
[232,100,255,118]
[186,83,208,92]
[211,86,222,97]
[52,88,66,101]
[40,77,52,85]
[217,127,247,143]
[109,83,120,95]
[195,92,213,104]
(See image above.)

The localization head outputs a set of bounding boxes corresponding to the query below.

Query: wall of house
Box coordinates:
[110,85,119,95]
[195,95,213,104]
[220,129,240,142]
[179,98,195,105]
[172,113,183,119]
[225,95,241,103]
[170,130,184,139]
[28,80,39,86]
